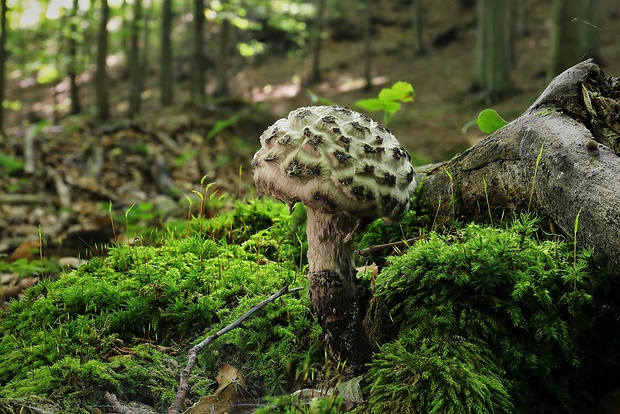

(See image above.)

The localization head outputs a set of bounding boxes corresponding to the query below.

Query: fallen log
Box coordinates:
[417,59,620,268]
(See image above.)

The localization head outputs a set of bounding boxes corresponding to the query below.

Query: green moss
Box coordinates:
[0,200,322,411]
[365,214,620,413]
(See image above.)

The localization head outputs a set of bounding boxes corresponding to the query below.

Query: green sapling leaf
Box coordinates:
[477,109,508,133]
[379,81,415,103]
[355,98,387,112]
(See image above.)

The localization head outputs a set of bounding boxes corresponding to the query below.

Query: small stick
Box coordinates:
[357,236,421,256]
[103,391,132,414]
[168,285,304,414]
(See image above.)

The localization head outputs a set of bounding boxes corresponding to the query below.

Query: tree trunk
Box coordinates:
[417,60,620,269]
[213,18,230,97]
[95,0,110,122]
[68,0,81,115]
[128,0,142,116]
[547,0,600,82]
[160,0,174,106]
[363,0,371,91]
[0,0,7,135]
[308,0,325,84]
[190,0,205,105]
[411,0,425,56]
[475,0,512,102]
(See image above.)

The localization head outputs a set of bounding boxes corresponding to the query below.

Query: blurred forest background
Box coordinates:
[0,0,619,263]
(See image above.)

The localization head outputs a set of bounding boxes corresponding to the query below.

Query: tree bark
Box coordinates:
[160,0,174,106]
[213,18,230,97]
[0,0,7,135]
[363,0,372,91]
[308,0,325,84]
[95,0,110,122]
[411,0,425,56]
[547,0,600,82]
[128,0,142,116]
[68,0,81,115]
[417,60,620,269]
[475,0,512,102]
[190,0,205,105]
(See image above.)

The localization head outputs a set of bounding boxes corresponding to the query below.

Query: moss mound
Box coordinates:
[364,215,620,413]
[0,198,320,412]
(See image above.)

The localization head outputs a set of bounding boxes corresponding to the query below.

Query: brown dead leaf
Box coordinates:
[182,364,251,414]
[7,239,40,262]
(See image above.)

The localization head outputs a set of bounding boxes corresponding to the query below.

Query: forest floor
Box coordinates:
[1,0,620,300]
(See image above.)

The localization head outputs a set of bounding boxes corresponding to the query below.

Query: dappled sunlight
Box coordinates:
[251,81,301,102]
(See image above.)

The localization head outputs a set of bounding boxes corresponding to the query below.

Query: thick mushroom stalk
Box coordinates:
[252,105,416,376]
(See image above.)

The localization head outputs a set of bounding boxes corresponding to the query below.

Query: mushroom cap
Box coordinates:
[252,105,417,222]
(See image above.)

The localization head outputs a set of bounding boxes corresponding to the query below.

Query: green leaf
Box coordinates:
[383,101,401,116]
[378,81,414,103]
[355,98,386,112]
[477,109,508,133]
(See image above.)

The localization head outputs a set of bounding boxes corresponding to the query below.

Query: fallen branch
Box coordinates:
[416,60,620,269]
[167,284,305,414]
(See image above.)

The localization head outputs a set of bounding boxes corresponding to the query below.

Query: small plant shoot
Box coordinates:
[355,81,415,125]
[477,108,509,133]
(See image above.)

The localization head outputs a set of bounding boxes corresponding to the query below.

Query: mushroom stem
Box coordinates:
[305,208,375,376]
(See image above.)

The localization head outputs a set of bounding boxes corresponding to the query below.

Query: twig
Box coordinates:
[357,236,421,256]
[103,391,132,414]
[167,285,304,414]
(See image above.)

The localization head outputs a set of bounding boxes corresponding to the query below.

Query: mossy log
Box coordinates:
[417,60,620,268]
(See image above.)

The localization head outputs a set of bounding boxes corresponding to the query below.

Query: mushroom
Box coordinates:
[252,105,417,376]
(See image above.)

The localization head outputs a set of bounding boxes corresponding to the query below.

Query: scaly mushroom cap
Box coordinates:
[252,105,417,222]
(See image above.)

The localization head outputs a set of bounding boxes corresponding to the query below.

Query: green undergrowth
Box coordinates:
[363,214,620,414]
[1,196,619,413]
[0,198,321,412]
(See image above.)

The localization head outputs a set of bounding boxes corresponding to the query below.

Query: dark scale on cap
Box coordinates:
[363,164,375,173]
[406,169,414,183]
[339,136,351,145]
[362,144,385,155]
[376,123,391,134]
[303,127,312,137]
[333,150,352,164]
[321,115,336,124]
[332,106,353,117]
[309,134,323,147]
[374,136,384,145]
[332,127,341,134]
[306,164,322,175]
[340,177,353,185]
[277,135,291,145]
[352,186,366,199]
[294,109,313,119]
[265,127,279,142]
[360,114,372,123]
[286,158,304,176]
[391,147,402,160]
[350,121,370,134]
[383,172,397,186]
